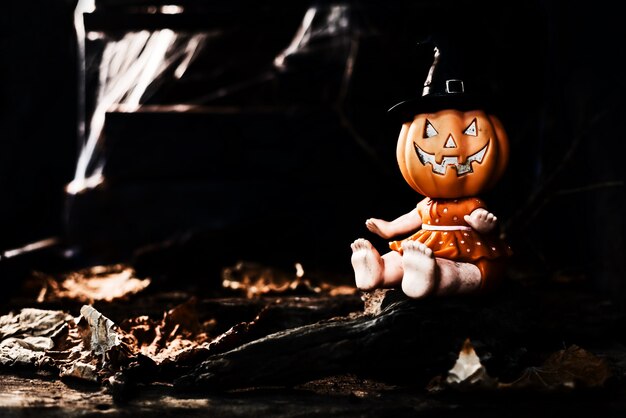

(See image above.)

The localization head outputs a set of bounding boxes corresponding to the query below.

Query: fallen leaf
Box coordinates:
[500,345,612,391]
[80,305,122,359]
[0,309,73,367]
[427,338,497,392]
[34,265,150,304]
[447,338,485,383]
[447,338,498,388]
[120,298,213,365]
[221,261,356,298]
[40,306,138,383]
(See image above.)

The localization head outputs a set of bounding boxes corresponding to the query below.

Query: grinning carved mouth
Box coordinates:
[413,142,489,176]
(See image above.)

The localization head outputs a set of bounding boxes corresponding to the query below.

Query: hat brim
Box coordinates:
[387,93,489,122]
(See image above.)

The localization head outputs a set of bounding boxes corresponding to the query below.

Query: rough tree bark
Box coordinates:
[175,284,626,392]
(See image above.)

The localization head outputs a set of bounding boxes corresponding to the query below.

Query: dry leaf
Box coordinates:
[80,305,122,358]
[427,338,497,392]
[120,298,212,365]
[501,345,611,391]
[447,338,485,383]
[222,261,356,298]
[447,338,498,388]
[35,265,150,304]
[41,306,137,383]
[0,309,73,367]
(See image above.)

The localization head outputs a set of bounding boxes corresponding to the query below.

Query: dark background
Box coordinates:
[1,0,624,296]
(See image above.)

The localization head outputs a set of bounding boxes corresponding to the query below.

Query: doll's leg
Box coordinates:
[401,241,482,298]
[433,258,482,296]
[351,238,403,290]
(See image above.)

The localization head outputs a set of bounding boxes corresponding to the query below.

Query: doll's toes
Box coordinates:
[351,238,367,252]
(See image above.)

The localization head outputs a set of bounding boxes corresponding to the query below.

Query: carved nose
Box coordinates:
[444,134,457,148]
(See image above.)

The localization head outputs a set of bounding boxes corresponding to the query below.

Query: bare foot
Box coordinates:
[401,241,436,298]
[464,208,498,234]
[351,238,384,290]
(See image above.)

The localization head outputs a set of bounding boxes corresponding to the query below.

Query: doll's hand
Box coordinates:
[366,218,392,239]
[464,209,498,234]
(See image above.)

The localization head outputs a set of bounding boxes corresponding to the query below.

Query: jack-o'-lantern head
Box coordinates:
[388,36,509,198]
[395,109,509,198]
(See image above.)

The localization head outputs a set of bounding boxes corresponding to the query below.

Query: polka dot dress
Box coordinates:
[389,197,512,262]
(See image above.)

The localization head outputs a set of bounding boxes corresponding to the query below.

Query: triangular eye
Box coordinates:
[424,119,438,138]
[463,119,477,136]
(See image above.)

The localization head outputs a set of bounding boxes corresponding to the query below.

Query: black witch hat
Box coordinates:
[388,35,494,122]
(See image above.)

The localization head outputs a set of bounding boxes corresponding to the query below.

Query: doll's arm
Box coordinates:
[365,208,422,240]
[464,208,498,234]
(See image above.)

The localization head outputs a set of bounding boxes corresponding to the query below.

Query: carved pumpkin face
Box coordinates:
[396,109,509,198]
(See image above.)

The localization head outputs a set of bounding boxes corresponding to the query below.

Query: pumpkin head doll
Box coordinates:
[351,38,511,298]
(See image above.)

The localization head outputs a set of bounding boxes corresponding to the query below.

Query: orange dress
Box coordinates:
[389,197,511,289]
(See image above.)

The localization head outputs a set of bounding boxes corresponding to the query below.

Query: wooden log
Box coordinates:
[174,284,626,392]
